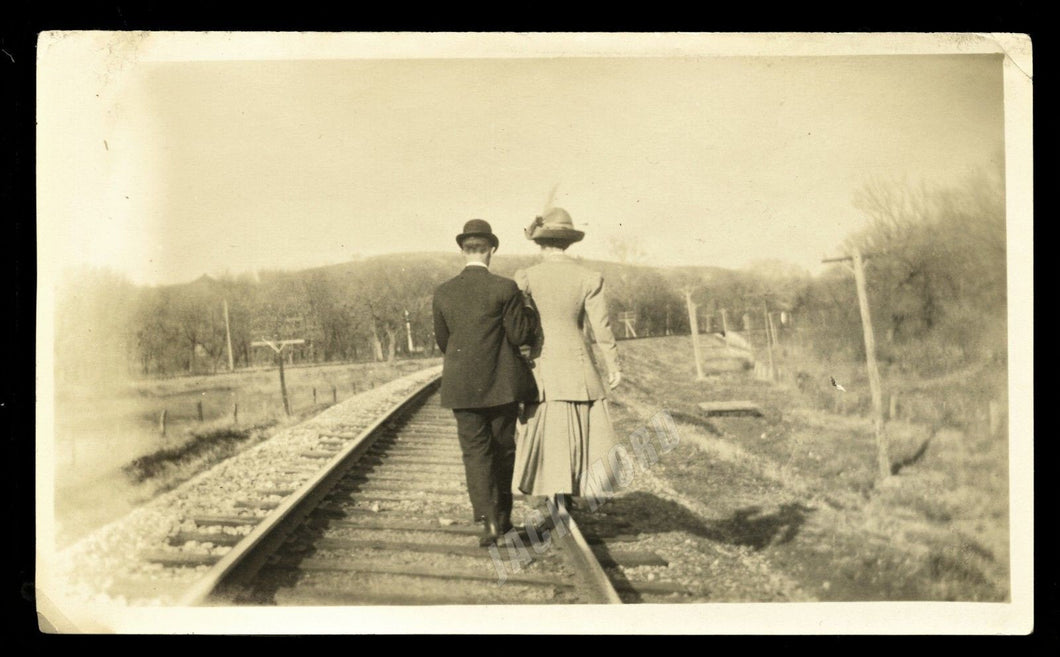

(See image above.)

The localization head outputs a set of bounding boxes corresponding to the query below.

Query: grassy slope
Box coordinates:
[52,358,442,550]
[603,335,1010,602]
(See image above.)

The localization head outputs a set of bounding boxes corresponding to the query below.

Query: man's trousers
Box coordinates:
[451,402,519,522]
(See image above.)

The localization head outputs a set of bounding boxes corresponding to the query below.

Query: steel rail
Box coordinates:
[176,374,442,606]
[555,502,623,604]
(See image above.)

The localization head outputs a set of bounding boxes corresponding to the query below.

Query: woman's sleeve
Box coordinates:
[584,271,619,375]
[513,269,530,293]
[502,279,539,348]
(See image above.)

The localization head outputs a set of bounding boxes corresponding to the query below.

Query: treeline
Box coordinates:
[53,166,1006,385]
[792,165,1007,372]
[52,253,768,384]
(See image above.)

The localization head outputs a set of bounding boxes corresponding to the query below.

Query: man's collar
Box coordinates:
[464,261,490,271]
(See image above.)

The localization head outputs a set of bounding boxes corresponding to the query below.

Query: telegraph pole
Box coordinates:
[223,298,235,372]
[251,338,306,417]
[684,290,706,381]
[404,309,415,352]
[762,299,775,381]
[823,247,890,480]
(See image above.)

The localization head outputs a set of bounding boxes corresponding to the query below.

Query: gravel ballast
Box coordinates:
[39,366,444,611]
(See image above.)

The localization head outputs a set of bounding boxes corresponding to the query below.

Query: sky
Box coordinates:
[37,33,1014,287]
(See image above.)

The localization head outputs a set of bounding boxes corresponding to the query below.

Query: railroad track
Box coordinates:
[139,375,627,606]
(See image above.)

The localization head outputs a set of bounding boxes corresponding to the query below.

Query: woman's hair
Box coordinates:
[460,236,493,254]
[534,237,574,250]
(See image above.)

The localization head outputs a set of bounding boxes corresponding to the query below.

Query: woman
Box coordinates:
[512,207,623,510]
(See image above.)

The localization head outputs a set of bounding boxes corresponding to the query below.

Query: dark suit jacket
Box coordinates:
[433,265,539,409]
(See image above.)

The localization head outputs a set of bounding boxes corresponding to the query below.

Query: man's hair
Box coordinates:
[461,236,493,254]
[534,237,573,250]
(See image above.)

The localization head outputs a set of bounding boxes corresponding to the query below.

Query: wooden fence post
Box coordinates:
[313,387,317,405]
[333,386,338,403]
[197,400,204,422]
[233,402,239,424]
[160,409,168,436]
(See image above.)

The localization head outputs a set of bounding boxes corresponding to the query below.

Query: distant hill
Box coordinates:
[299,251,735,290]
[56,250,812,382]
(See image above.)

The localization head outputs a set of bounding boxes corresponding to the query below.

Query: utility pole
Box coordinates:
[684,290,706,381]
[223,298,235,372]
[823,247,890,480]
[762,299,775,381]
[404,309,414,352]
[251,338,306,417]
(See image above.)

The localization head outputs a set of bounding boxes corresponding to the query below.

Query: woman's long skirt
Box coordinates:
[513,398,620,498]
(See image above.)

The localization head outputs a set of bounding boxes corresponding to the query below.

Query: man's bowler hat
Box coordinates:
[456,219,500,250]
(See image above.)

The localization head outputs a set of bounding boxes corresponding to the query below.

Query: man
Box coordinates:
[432,219,539,547]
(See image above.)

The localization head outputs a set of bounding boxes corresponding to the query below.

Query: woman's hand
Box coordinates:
[608,371,622,389]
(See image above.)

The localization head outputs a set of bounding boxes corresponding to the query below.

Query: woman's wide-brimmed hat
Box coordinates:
[456,218,500,250]
[524,207,585,243]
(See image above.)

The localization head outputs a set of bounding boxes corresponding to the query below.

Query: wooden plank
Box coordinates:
[697,401,763,417]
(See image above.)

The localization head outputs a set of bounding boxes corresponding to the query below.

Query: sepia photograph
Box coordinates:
[34,31,1033,635]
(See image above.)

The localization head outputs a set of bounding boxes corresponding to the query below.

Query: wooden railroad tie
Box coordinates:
[270,559,573,590]
[190,515,262,527]
[141,550,222,567]
[168,530,245,547]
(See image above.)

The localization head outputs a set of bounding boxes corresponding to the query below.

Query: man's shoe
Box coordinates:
[478,515,502,548]
[497,510,513,535]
